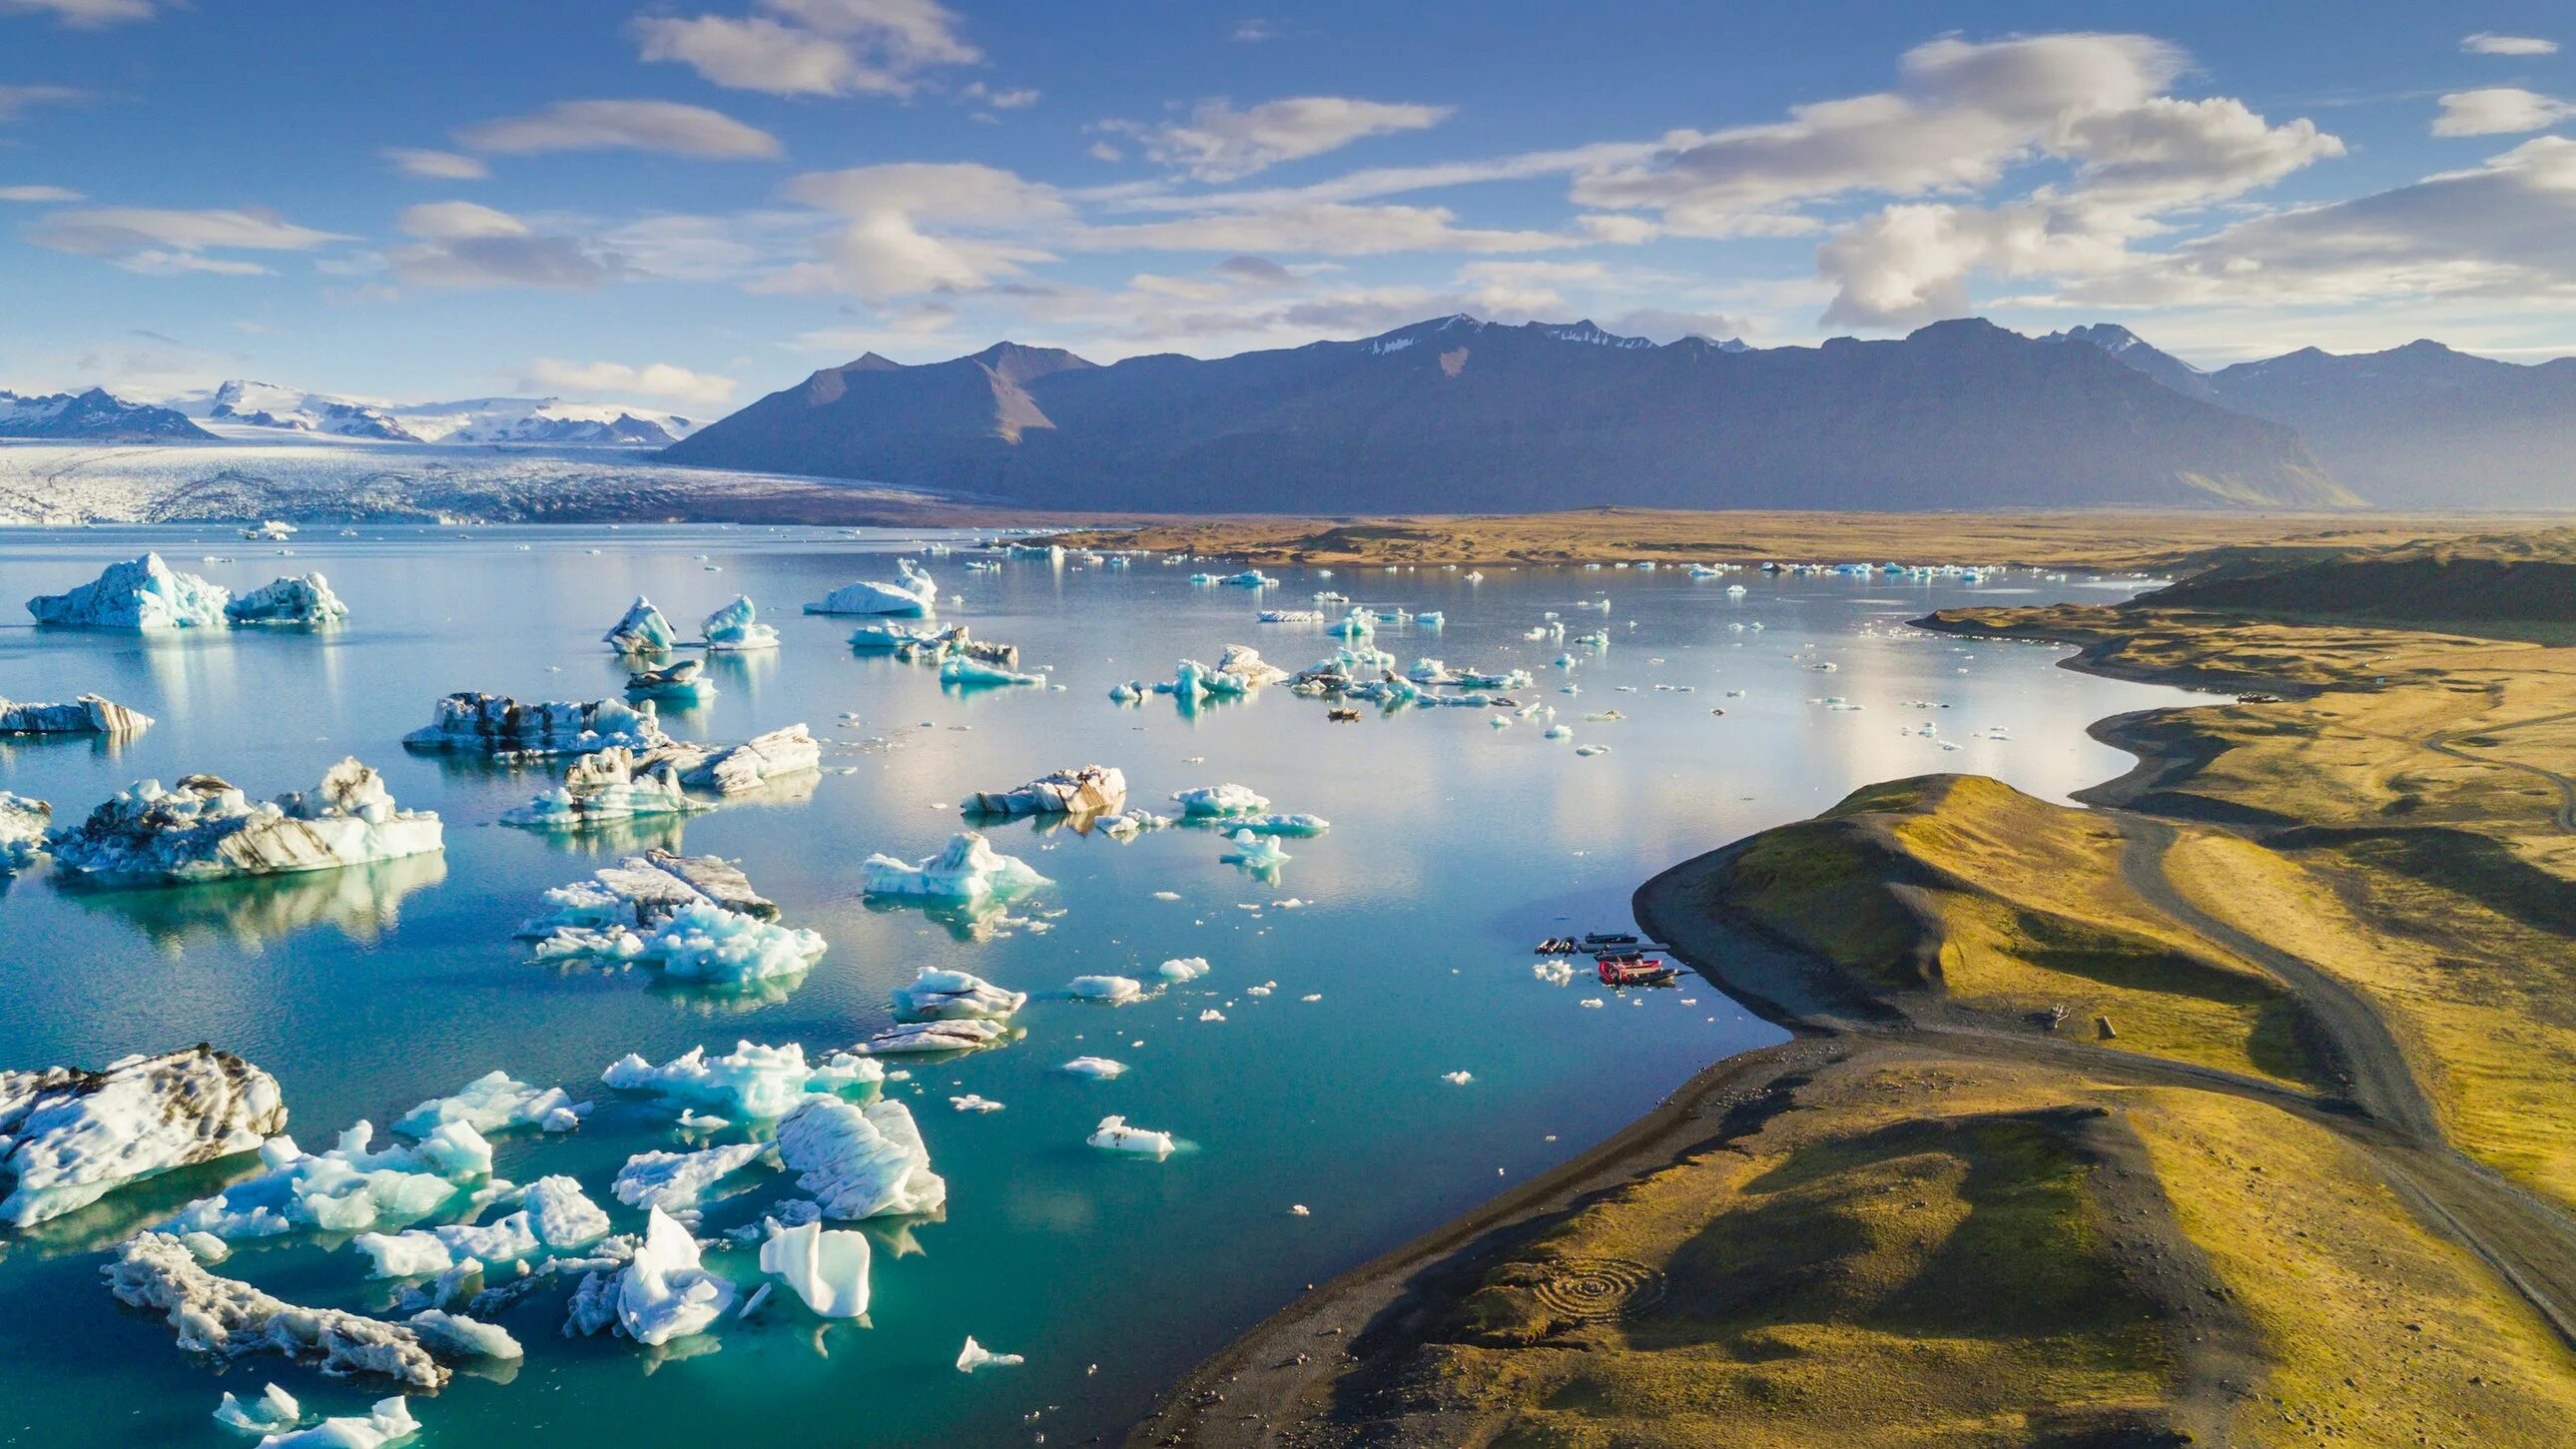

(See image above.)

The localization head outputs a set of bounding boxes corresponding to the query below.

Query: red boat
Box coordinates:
[1596,955,1678,987]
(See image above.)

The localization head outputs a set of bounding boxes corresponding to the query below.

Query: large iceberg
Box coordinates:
[862,832,1048,901]
[600,1041,883,1120]
[569,726,820,798]
[1170,783,1269,817]
[964,765,1126,817]
[224,574,347,626]
[603,595,678,655]
[775,1096,946,1219]
[758,1217,871,1319]
[258,1396,421,1448]
[402,694,667,757]
[48,759,442,883]
[103,1232,448,1387]
[892,967,1027,1021]
[166,1120,494,1241]
[0,792,47,872]
[0,692,153,735]
[616,1207,736,1346]
[805,558,937,617]
[700,595,779,651]
[0,1046,287,1226]
[518,852,822,987]
[28,553,229,630]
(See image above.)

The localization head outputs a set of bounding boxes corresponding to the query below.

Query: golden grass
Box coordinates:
[1717,775,2320,1088]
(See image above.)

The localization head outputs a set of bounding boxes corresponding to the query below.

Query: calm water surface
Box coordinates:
[0,526,2200,1447]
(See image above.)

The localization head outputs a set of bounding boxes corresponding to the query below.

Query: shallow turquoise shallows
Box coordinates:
[0,527,2202,1448]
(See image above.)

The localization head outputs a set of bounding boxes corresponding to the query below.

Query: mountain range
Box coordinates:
[663,317,2355,512]
[0,381,698,447]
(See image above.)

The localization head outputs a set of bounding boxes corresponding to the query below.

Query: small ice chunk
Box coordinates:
[892,966,1027,1021]
[699,595,780,651]
[860,1020,1009,1056]
[255,1397,417,1448]
[1442,1072,1474,1086]
[215,1384,302,1435]
[1065,975,1142,1003]
[1170,783,1269,817]
[392,1072,589,1139]
[1059,1057,1126,1079]
[957,1336,1023,1373]
[950,1094,1003,1112]
[406,1308,523,1360]
[862,832,1049,901]
[1087,1115,1175,1158]
[611,1142,765,1216]
[617,1207,737,1346]
[604,595,678,654]
[1157,957,1210,982]
[758,1217,872,1319]
[600,1041,883,1120]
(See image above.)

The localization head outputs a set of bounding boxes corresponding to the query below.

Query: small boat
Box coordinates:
[1582,932,1640,947]
[1596,956,1678,987]
[1534,937,1577,956]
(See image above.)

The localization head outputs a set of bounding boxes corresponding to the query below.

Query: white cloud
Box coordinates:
[27,206,352,276]
[1,0,155,26]
[517,358,738,408]
[0,84,83,121]
[0,185,82,202]
[1232,19,1278,43]
[961,81,1038,110]
[2463,33,2557,57]
[388,202,626,289]
[2433,88,2576,138]
[383,148,489,181]
[769,163,1066,298]
[1604,307,1750,343]
[1102,97,1453,182]
[455,100,782,160]
[1082,201,1579,257]
[635,0,977,99]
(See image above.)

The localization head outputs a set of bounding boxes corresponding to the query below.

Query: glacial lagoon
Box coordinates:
[0,526,2204,1447]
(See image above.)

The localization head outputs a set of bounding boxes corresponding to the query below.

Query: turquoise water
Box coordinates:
[0,527,2202,1447]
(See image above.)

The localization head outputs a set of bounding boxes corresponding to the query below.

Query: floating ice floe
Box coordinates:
[699,595,779,651]
[601,1041,882,1120]
[215,1384,303,1435]
[1087,1115,1175,1158]
[964,765,1126,817]
[862,832,1048,902]
[407,1309,522,1362]
[616,1207,738,1346]
[501,761,707,832]
[392,1072,588,1138]
[604,595,679,655]
[1100,808,1171,840]
[1065,975,1143,1003]
[805,558,937,617]
[951,1094,1003,1112]
[27,553,230,630]
[958,1336,1023,1372]
[623,658,717,705]
[104,1232,447,1387]
[848,619,942,651]
[354,1175,609,1277]
[591,725,822,796]
[759,1217,871,1318]
[1542,725,1574,742]
[612,1142,766,1218]
[1258,608,1324,623]
[403,694,667,758]
[1442,1071,1474,1086]
[0,692,153,735]
[1157,957,1210,982]
[893,967,1027,1021]
[256,1396,421,1448]
[776,1096,946,1219]
[1221,830,1290,872]
[861,1020,1010,1056]
[1170,783,1269,818]
[49,759,441,883]
[940,654,1044,688]
[1221,812,1329,837]
[1155,644,1290,701]
[520,852,822,987]
[167,1118,493,1241]
[1060,1057,1126,1079]
[224,573,347,626]
[0,1045,287,1226]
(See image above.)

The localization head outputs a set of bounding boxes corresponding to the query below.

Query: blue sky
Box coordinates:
[4,0,2574,414]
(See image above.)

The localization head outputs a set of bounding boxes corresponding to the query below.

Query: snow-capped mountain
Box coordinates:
[0,388,215,441]
[181,381,701,447]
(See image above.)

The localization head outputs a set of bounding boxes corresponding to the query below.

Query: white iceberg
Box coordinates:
[700,595,780,651]
[520,853,820,987]
[860,1020,1010,1055]
[0,692,153,735]
[1226,812,1329,836]
[1157,957,1210,982]
[1086,1115,1175,1158]
[964,765,1127,817]
[611,1141,766,1217]
[500,766,708,831]
[215,1384,303,1435]
[225,574,347,626]
[352,1211,538,1278]
[862,832,1049,901]
[1221,831,1290,871]
[892,967,1027,1021]
[1,1045,286,1226]
[680,724,823,795]
[940,654,1044,688]
[1100,808,1170,839]
[758,1217,872,1319]
[103,1232,447,1387]
[604,595,678,654]
[617,1206,737,1346]
[403,694,667,757]
[847,620,942,650]
[1170,783,1269,817]
[805,558,937,617]
[28,553,229,630]
[406,1308,522,1361]
[49,759,441,883]
[775,1096,947,1219]
[622,658,717,704]
[958,1336,1023,1372]
[601,1041,882,1120]
[391,1072,588,1139]
[167,1120,493,1241]
[1060,1057,1126,1079]
[255,1397,419,1448]
[1064,975,1143,1003]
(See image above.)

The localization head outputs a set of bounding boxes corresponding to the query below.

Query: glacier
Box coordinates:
[165,1118,494,1241]
[615,1207,737,1346]
[48,759,442,883]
